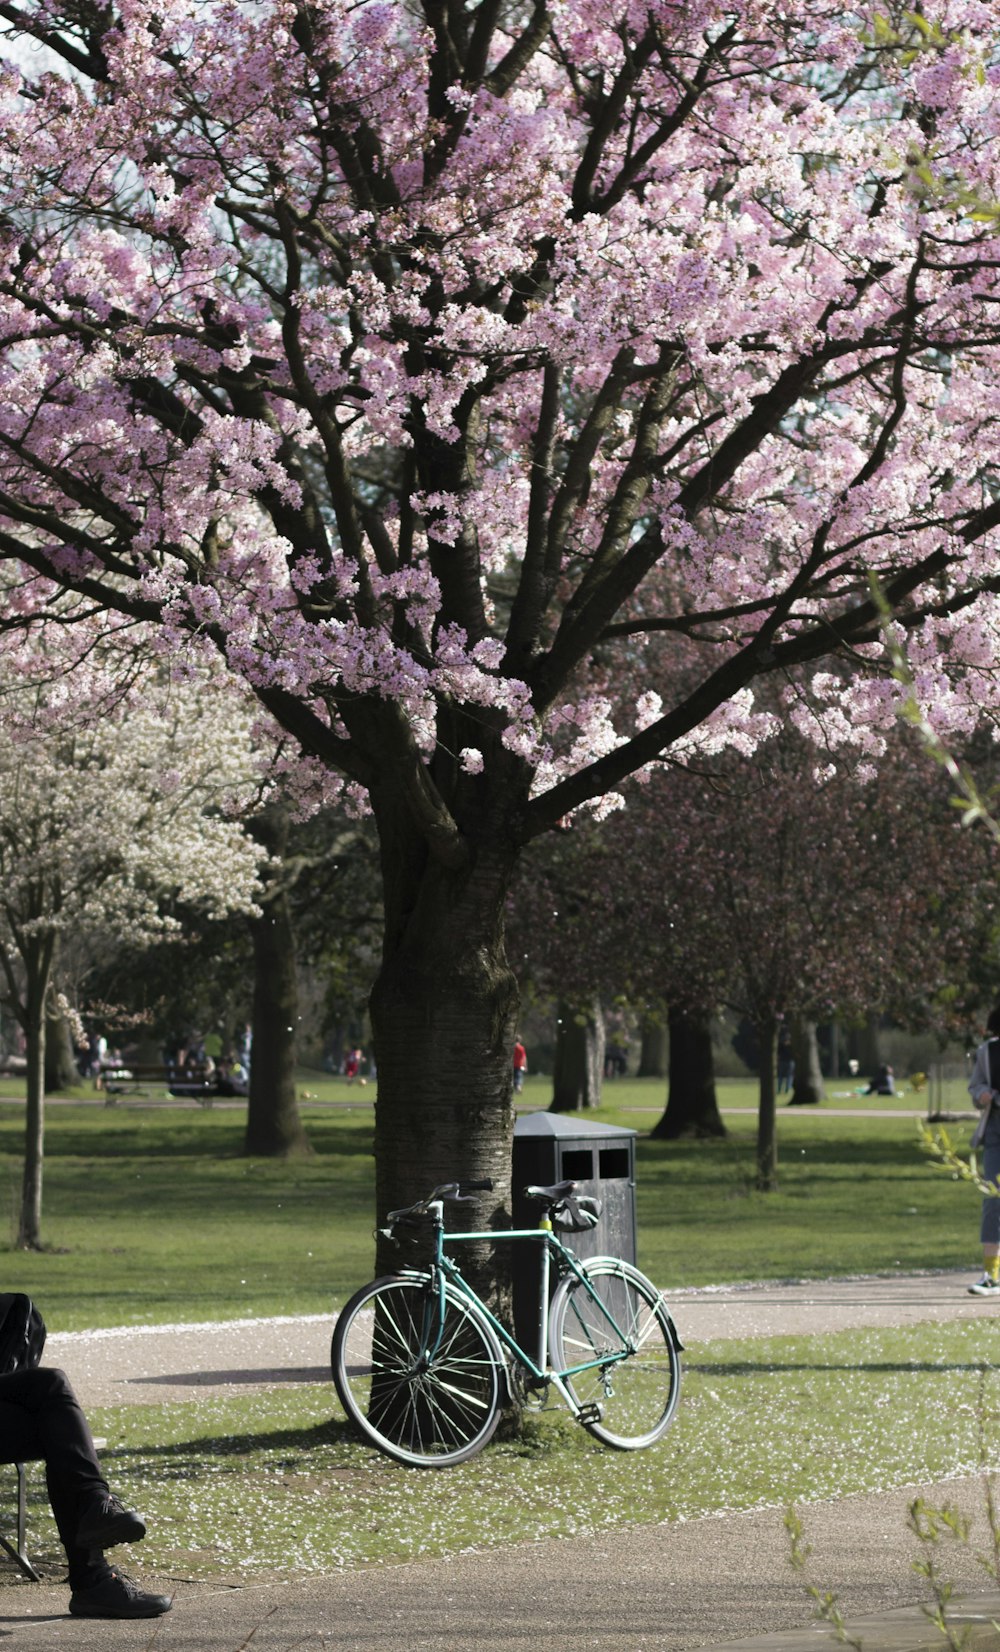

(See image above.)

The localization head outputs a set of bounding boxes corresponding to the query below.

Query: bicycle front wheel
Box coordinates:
[332,1275,504,1467]
[550,1257,681,1449]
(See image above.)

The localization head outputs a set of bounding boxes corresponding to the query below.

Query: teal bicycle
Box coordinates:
[331,1177,682,1467]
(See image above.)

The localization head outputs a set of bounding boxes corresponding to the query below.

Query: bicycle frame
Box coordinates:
[405,1204,637,1419]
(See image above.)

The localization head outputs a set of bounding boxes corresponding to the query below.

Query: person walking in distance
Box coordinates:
[967,1002,1000,1295]
[512,1039,528,1095]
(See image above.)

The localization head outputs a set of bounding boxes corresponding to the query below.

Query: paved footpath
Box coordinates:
[5,1270,1000,1652]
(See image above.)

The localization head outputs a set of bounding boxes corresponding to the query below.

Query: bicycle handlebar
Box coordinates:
[384,1178,494,1227]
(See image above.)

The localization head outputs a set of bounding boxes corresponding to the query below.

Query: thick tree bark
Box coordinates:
[788,1016,825,1106]
[369,834,519,1303]
[245,807,311,1158]
[45,1001,79,1094]
[19,937,54,1249]
[637,1013,668,1078]
[828,1019,841,1079]
[550,999,605,1111]
[857,1013,883,1080]
[651,1004,726,1139]
[756,1012,779,1191]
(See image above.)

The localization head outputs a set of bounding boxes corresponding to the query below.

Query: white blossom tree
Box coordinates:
[0,638,267,1247]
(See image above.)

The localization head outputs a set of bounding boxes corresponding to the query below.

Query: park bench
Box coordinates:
[101,1063,217,1106]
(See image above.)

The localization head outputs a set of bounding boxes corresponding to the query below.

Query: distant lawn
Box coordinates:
[0,1070,984,1331]
[0,1100,377,1329]
[584,1071,954,1115]
[635,1114,979,1287]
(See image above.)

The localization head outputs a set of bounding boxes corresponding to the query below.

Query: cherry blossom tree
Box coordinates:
[2,0,1000,1272]
[0,639,266,1246]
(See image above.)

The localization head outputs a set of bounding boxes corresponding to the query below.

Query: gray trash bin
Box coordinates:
[510,1112,637,1353]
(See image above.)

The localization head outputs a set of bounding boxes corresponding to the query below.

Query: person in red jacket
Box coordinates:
[512,1040,528,1094]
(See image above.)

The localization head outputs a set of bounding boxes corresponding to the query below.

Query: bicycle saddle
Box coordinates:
[524,1179,580,1202]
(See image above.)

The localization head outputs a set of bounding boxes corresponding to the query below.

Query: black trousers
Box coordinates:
[0,1367,110,1587]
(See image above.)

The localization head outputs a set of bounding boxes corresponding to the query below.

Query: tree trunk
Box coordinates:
[369,835,519,1302]
[828,1019,840,1079]
[857,1013,882,1079]
[651,1004,726,1139]
[637,1013,668,1079]
[756,1012,779,1192]
[45,1001,79,1094]
[789,1016,824,1105]
[550,999,605,1111]
[244,807,311,1158]
[19,939,53,1249]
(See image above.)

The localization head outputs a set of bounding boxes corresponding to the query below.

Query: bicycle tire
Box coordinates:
[549,1256,681,1449]
[332,1274,504,1467]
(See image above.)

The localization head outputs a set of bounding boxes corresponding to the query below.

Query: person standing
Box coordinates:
[512,1039,527,1094]
[967,1002,1000,1295]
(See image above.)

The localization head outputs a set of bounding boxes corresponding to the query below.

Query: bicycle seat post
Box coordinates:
[536,1204,553,1373]
[428,1200,446,1269]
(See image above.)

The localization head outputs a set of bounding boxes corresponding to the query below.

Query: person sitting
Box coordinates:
[214,1055,248,1097]
[863,1063,896,1096]
[0,1365,171,1619]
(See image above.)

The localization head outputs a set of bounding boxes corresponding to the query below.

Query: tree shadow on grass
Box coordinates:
[129,1366,330,1389]
[106,1417,357,1464]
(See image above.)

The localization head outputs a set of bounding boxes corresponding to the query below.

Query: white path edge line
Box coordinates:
[46,1312,333,1344]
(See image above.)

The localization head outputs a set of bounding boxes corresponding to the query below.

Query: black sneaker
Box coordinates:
[70,1570,172,1619]
[76,1493,146,1550]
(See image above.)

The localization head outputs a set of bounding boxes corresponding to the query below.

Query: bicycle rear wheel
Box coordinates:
[550,1257,681,1449]
[332,1275,504,1467]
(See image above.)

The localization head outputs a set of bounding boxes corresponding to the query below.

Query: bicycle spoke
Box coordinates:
[333,1277,503,1466]
[550,1259,681,1450]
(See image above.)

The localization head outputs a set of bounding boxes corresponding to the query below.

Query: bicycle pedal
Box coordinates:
[576,1402,603,1426]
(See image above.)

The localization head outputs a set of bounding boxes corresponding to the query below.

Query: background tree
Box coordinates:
[787,1018,826,1108]
[0,644,265,1246]
[78,800,382,1125]
[3,1,1000,1279]
[643,734,1000,1185]
[244,802,309,1156]
[514,714,1000,1180]
[510,802,733,1136]
[550,997,605,1112]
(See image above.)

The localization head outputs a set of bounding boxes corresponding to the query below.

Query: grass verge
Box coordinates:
[15,1317,1000,1583]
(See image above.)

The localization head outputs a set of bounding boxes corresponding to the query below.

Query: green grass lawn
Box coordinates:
[0,1073,983,1329]
[13,1317,1000,1583]
[635,1111,982,1286]
[0,1100,376,1328]
[0,1072,995,1586]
